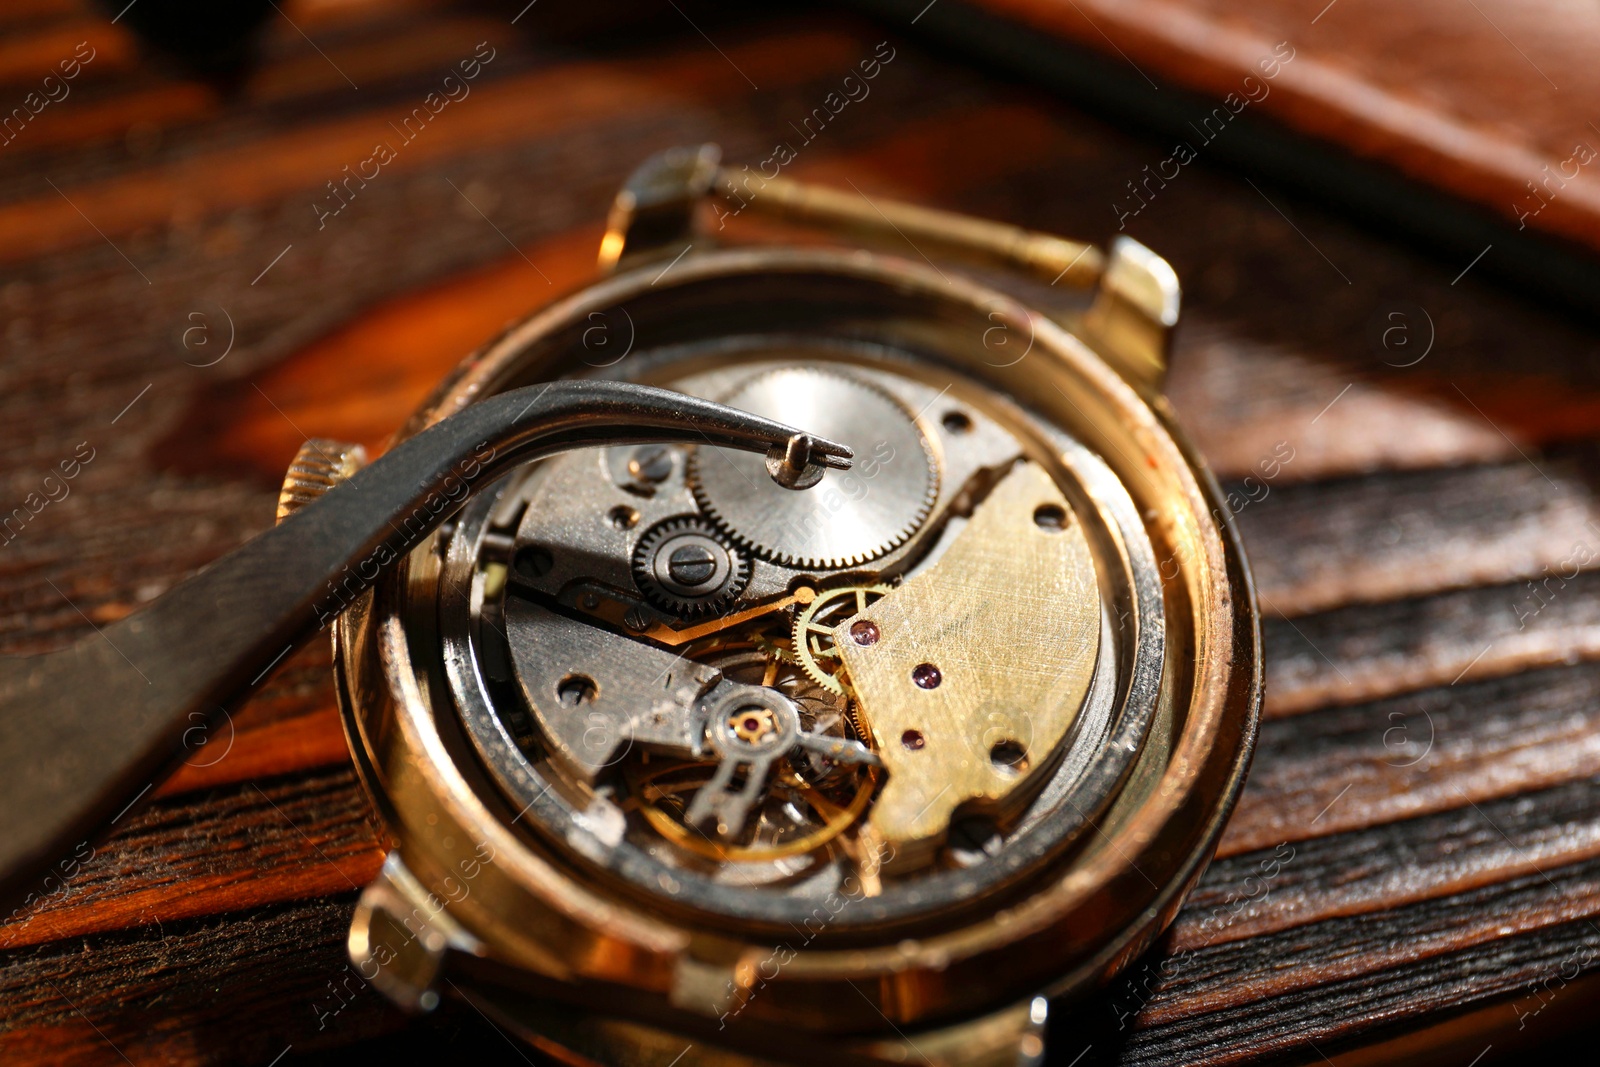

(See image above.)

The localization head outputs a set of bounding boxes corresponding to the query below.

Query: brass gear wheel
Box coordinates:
[791,584,892,695]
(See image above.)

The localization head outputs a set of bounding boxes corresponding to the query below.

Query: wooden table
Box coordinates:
[2,1,1599,1063]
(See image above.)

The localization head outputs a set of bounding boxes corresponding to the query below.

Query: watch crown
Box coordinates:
[276,438,368,523]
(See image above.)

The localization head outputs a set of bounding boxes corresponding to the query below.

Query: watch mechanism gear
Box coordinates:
[630,515,750,617]
[625,645,879,863]
[792,584,893,695]
[689,367,939,570]
[751,625,801,665]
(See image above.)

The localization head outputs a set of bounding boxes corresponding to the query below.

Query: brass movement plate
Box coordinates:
[838,461,1102,851]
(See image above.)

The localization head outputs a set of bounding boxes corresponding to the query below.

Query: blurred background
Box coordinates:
[4,0,1600,1063]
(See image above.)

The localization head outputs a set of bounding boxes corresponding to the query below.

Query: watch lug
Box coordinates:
[1077,235,1180,391]
[669,936,761,1018]
[858,996,1049,1067]
[348,851,483,1012]
[598,143,721,272]
[478,990,1050,1067]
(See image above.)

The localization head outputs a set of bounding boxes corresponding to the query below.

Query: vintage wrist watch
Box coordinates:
[268,144,1260,1066]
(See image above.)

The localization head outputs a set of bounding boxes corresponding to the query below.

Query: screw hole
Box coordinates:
[513,545,554,579]
[901,729,926,751]
[1032,504,1068,532]
[608,505,639,530]
[947,814,1004,866]
[941,410,973,434]
[556,674,597,707]
[628,445,674,484]
[990,739,1029,776]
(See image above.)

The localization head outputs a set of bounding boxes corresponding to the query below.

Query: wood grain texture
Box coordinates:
[1262,568,1600,718]
[1235,453,1600,619]
[1220,664,1600,856]
[1108,914,1600,1066]
[933,0,1600,254]
[2,0,1600,1064]
[0,897,403,1066]
[1177,777,1600,950]
[0,766,383,953]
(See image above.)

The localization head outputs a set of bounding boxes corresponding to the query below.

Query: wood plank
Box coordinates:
[1235,453,1600,618]
[243,12,511,106]
[0,767,383,953]
[1166,330,1515,484]
[940,0,1600,260]
[158,224,607,474]
[0,27,866,263]
[0,0,78,28]
[1112,914,1600,1065]
[0,11,517,158]
[1146,868,1600,1027]
[0,20,135,87]
[1219,663,1600,857]
[0,897,403,1066]
[154,705,349,799]
[1263,569,1600,718]
[1177,777,1600,949]
[0,82,220,155]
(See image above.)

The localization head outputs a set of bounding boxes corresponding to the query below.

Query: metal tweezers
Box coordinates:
[0,380,851,905]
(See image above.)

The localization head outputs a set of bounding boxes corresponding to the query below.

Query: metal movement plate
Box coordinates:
[505,596,719,779]
[836,462,1102,854]
[689,367,939,569]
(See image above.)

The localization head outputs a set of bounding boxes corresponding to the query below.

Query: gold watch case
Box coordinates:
[301,145,1261,1067]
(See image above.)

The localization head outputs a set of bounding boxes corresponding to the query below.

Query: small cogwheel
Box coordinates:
[751,627,801,666]
[631,516,750,618]
[845,700,874,746]
[791,584,892,695]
